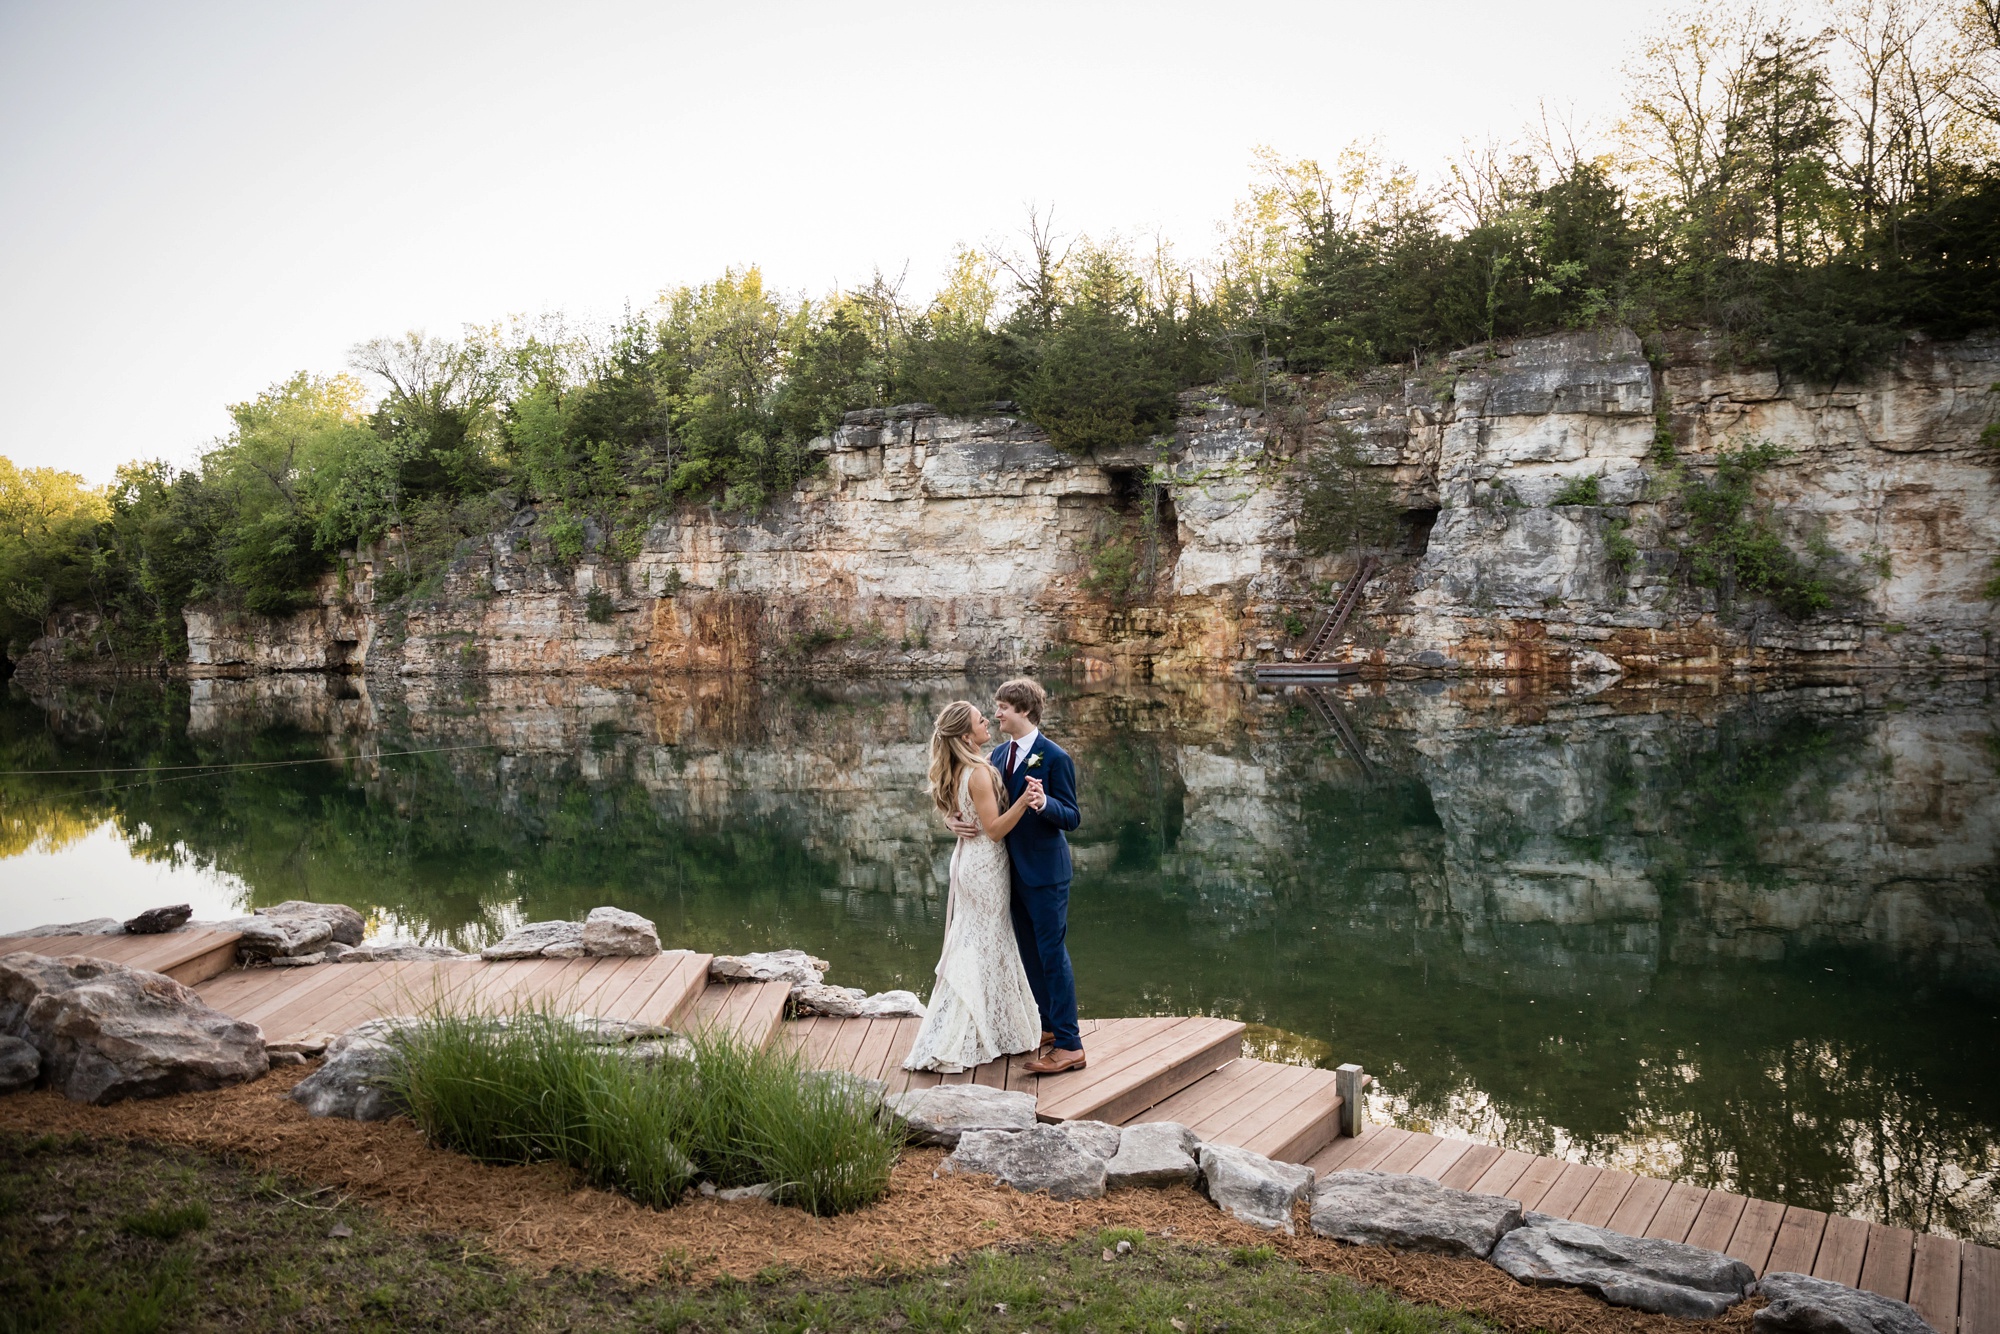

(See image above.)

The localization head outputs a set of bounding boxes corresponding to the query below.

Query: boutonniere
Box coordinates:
[1026,753,1043,769]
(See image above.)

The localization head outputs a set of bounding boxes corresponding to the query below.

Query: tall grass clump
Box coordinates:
[380,1005,898,1215]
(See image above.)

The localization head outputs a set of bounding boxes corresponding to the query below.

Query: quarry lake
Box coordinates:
[3,671,1996,1243]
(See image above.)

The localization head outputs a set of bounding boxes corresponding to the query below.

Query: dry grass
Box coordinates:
[0,1071,1760,1334]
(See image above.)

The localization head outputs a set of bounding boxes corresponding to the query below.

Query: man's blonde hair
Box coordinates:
[994,678,1046,725]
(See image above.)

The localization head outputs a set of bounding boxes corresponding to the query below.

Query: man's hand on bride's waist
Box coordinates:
[944,814,981,839]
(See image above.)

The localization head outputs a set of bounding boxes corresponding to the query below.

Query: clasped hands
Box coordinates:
[945,776,1045,838]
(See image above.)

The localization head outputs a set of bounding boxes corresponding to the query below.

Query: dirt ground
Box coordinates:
[0,1068,1758,1334]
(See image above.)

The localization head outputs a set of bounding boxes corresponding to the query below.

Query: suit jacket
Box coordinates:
[991,733,1080,888]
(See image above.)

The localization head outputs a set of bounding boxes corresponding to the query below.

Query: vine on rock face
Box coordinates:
[1667,439,1844,620]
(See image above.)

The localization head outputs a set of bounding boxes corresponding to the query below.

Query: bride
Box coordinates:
[902,700,1044,1073]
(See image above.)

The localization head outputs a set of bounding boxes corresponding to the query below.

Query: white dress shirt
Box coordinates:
[1002,727,1040,774]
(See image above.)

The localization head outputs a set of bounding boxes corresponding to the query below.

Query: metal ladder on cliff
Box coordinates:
[1303,556,1380,662]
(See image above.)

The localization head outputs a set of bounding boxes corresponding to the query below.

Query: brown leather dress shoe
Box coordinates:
[1023,1046,1087,1075]
[1040,1031,1054,1048]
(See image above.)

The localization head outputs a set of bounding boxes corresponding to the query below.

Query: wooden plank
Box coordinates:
[1505,1155,1571,1211]
[1571,1170,1637,1229]
[1409,1137,1476,1184]
[236,959,383,1034]
[1906,1234,1961,1334]
[1038,1017,1240,1125]
[1138,1059,1263,1131]
[1535,1162,1604,1221]
[1309,1124,1381,1174]
[1726,1197,1790,1273]
[1469,1149,1537,1200]
[603,952,706,1025]
[1857,1224,1915,1303]
[1180,1063,1314,1146]
[1960,1243,2000,1334]
[849,1016,900,1080]
[1254,1075,1343,1165]
[1375,1131,1444,1176]
[163,937,242,986]
[1199,1066,1320,1153]
[1608,1175,1672,1238]
[1339,1126,1413,1173]
[1765,1207,1830,1276]
[1687,1191,1751,1254]
[1812,1215,1871,1288]
[1642,1183,1710,1244]
[197,963,314,1019]
[1028,1017,1190,1117]
[1438,1144,1505,1192]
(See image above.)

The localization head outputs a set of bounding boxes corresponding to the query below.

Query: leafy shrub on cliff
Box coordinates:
[1292,431,1399,557]
[1670,440,1843,619]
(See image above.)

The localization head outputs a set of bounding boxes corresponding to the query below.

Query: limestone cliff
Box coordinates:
[178,327,2000,680]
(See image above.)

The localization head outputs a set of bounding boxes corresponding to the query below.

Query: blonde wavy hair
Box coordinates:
[928,701,1008,816]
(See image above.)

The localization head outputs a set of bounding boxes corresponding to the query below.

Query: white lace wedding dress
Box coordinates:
[902,768,1043,1073]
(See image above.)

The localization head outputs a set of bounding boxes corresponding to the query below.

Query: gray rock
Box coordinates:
[857,989,927,1018]
[884,1083,1038,1146]
[221,914,335,959]
[1490,1211,1755,1319]
[1755,1272,1937,1334]
[945,1126,1108,1200]
[581,906,660,957]
[335,942,471,962]
[0,952,268,1104]
[480,920,584,960]
[807,1069,888,1106]
[257,900,366,947]
[8,919,123,938]
[1106,1121,1201,1188]
[1199,1143,1314,1233]
[711,949,828,985]
[288,1017,415,1121]
[122,905,192,935]
[267,952,324,967]
[1059,1119,1124,1161]
[0,1033,40,1091]
[620,1036,696,1066]
[560,1016,679,1045]
[790,983,868,1017]
[1310,1170,1523,1259]
[717,1182,778,1203]
[321,942,354,961]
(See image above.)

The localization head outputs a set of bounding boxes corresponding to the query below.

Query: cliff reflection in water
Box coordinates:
[3,671,1997,1242]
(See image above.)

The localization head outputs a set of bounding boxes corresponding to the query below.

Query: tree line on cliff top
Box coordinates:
[6,0,2000,662]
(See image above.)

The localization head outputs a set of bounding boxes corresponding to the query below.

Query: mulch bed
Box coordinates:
[0,1068,1758,1334]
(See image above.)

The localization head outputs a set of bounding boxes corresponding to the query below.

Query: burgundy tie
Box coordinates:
[1005,740,1017,776]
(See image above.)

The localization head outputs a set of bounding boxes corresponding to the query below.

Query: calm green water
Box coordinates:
[3,672,1996,1242]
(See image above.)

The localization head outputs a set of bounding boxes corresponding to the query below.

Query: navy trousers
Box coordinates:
[1009,877,1079,1050]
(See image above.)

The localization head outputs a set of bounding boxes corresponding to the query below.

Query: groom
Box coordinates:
[947,677,1085,1073]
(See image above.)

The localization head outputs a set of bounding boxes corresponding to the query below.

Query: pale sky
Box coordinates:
[0,1,1674,483]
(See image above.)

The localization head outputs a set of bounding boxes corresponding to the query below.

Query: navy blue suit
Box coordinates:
[992,733,1082,1050]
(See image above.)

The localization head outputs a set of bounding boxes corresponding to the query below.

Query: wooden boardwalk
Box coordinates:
[5,930,1993,1333]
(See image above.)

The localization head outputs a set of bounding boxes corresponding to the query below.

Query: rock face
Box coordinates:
[289,1017,411,1121]
[257,901,366,947]
[1199,1143,1315,1233]
[945,1125,1110,1200]
[123,905,192,935]
[885,1083,1038,1146]
[0,1034,40,1091]
[166,331,1999,685]
[1310,1170,1523,1258]
[1754,1272,1937,1334]
[1106,1121,1201,1188]
[481,920,585,960]
[0,952,267,1103]
[1490,1211,1756,1318]
[711,950,828,985]
[581,906,661,957]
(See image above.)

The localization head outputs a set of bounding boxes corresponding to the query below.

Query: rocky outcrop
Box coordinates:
[580,907,660,957]
[885,1084,1038,1146]
[1199,1143,1315,1233]
[166,331,1998,682]
[290,1017,409,1121]
[1754,1272,1938,1334]
[0,953,267,1103]
[480,920,585,959]
[1105,1121,1202,1188]
[944,1124,1110,1200]
[123,905,191,935]
[0,1034,40,1092]
[710,949,828,985]
[256,901,366,947]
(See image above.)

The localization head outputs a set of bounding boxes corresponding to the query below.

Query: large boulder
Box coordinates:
[581,907,660,957]
[289,1017,413,1121]
[1754,1273,1937,1334]
[885,1083,1038,1146]
[123,904,192,935]
[0,952,267,1104]
[1310,1170,1523,1259]
[1106,1121,1201,1188]
[481,920,585,960]
[0,1034,40,1092]
[710,949,827,985]
[1199,1143,1314,1233]
[945,1125,1108,1200]
[335,942,471,962]
[257,901,366,947]
[1490,1211,1756,1319]
[221,914,334,960]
